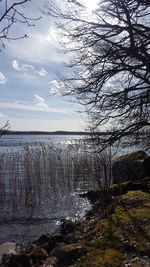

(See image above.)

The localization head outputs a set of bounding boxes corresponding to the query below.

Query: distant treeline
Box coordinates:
[5,131,92,135]
[2,130,149,136]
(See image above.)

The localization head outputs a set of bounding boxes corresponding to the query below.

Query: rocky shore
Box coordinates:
[0,151,150,267]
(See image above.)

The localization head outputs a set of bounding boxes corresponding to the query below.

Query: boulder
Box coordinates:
[46,234,64,253]
[51,244,86,266]
[143,156,150,177]
[0,242,18,258]
[33,233,51,246]
[29,247,48,265]
[60,220,75,235]
[112,150,147,183]
[0,242,21,266]
[1,254,31,267]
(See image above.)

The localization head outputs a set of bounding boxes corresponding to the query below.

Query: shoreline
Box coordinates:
[0,150,150,266]
[1,176,150,267]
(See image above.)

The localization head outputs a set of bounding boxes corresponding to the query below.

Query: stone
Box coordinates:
[64,233,75,244]
[0,242,17,257]
[0,242,21,265]
[29,247,48,265]
[1,254,31,267]
[51,244,86,266]
[46,234,64,253]
[60,220,75,234]
[112,151,147,183]
[143,156,150,177]
[42,257,57,267]
[33,233,51,246]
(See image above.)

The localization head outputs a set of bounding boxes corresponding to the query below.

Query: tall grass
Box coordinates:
[0,141,112,221]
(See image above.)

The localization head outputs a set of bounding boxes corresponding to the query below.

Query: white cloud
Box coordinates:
[0,72,7,84]
[81,0,99,10]
[34,94,49,109]
[36,102,49,109]
[12,60,21,71]
[49,80,67,95]
[0,112,7,118]
[34,94,45,103]
[8,26,66,65]
[38,67,48,77]
[0,101,72,114]
[12,60,48,77]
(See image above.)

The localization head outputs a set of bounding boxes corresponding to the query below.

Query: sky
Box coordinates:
[0,0,99,132]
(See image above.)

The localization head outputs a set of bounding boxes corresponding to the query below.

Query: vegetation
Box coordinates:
[44,0,150,149]
[0,121,9,137]
[0,0,40,50]
[0,142,110,222]
[1,175,150,266]
[76,188,150,267]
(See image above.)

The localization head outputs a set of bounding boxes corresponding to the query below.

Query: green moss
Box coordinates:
[75,247,123,267]
[110,177,150,195]
[83,190,150,265]
[69,185,150,267]
[114,150,147,162]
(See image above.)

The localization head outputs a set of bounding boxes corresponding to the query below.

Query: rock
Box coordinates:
[112,150,147,183]
[64,233,75,244]
[46,234,64,253]
[111,177,150,195]
[33,233,51,246]
[80,190,112,205]
[1,254,31,267]
[42,256,57,267]
[29,247,48,265]
[51,244,86,266]
[0,242,21,265]
[60,220,75,235]
[0,242,18,257]
[143,156,150,177]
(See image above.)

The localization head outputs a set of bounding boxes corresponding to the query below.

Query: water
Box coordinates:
[0,134,148,245]
[0,134,98,245]
[0,134,82,152]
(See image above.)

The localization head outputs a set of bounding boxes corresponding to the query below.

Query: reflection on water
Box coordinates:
[0,134,146,244]
[0,135,100,244]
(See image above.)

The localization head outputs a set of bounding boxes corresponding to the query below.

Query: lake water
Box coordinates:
[0,134,97,245]
[0,134,147,245]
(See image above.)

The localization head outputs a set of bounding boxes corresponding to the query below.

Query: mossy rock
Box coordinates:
[51,243,87,266]
[114,150,147,162]
[111,177,150,196]
[76,247,124,267]
[80,189,112,205]
[29,247,48,264]
[1,254,31,267]
[112,150,147,183]
[143,156,150,177]
[81,177,150,204]
[75,190,150,267]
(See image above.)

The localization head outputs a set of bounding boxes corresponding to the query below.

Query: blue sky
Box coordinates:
[0,0,98,132]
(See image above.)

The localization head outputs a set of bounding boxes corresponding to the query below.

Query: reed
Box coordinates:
[0,141,111,219]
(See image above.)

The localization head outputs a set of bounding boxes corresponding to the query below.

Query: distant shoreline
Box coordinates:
[4,131,92,135]
[2,131,148,136]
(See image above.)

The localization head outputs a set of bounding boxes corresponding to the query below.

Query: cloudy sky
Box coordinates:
[0,0,98,132]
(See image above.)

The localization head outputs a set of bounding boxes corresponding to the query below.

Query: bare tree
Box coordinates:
[0,0,41,50]
[0,120,10,136]
[44,0,150,149]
